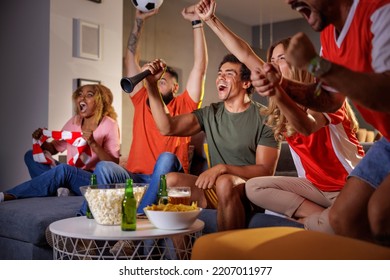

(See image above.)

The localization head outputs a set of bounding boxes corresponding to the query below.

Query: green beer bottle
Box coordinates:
[157,174,169,205]
[121,178,137,231]
[86,174,97,219]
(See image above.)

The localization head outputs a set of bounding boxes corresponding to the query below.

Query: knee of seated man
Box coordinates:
[328,205,344,233]
[215,175,237,198]
[216,174,234,187]
[166,172,182,186]
[368,201,390,235]
[157,152,177,161]
[94,161,116,173]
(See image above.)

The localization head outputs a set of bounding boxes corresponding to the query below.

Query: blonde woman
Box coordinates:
[0,84,120,202]
[246,38,364,231]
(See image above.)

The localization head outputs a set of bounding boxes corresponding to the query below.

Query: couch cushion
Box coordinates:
[192,227,390,260]
[0,196,83,245]
[198,209,303,234]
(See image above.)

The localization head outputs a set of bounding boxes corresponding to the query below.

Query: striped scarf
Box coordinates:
[33,130,91,168]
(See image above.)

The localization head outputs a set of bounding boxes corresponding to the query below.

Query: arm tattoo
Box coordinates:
[127,18,144,54]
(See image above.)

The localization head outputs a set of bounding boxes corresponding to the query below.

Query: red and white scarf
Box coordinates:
[33,130,91,168]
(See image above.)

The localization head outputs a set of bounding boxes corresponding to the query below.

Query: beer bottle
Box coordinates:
[157,174,169,205]
[121,178,137,231]
[86,174,97,219]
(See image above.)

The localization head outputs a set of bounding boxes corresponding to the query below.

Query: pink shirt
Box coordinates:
[52,115,120,170]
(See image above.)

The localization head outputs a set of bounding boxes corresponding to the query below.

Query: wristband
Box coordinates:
[191,20,202,26]
[307,55,332,78]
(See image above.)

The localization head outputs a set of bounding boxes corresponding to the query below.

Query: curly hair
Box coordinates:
[260,38,311,140]
[72,84,117,125]
[261,37,359,140]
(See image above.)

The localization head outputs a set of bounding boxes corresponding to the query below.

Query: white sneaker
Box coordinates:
[0,192,4,202]
[57,188,70,197]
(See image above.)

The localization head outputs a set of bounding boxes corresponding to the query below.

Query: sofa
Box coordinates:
[0,141,372,260]
[191,226,390,260]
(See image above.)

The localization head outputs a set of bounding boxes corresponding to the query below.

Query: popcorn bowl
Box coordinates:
[80,183,148,225]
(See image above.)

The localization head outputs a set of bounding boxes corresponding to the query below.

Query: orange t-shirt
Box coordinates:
[126,87,199,174]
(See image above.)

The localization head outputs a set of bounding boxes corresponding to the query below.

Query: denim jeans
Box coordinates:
[6,163,92,198]
[349,137,390,188]
[24,149,60,178]
[84,152,184,215]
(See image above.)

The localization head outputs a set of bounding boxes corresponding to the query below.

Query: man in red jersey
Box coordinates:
[251,0,390,246]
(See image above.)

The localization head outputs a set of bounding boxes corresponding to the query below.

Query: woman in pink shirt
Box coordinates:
[0,84,120,202]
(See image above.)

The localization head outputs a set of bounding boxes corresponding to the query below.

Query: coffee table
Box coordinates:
[49,216,204,260]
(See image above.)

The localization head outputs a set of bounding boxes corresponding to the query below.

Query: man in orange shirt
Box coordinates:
[91,5,207,214]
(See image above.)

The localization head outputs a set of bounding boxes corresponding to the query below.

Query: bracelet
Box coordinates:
[307,55,332,78]
[192,20,202,26]
[193,25,203,29]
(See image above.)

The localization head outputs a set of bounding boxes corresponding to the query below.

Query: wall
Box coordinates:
[0,0,123,191]
[121,0,253,157]
[0,0,50,190]
[252,18,321,58]
[49,0,123,147]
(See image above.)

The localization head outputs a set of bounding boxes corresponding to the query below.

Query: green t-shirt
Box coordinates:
[193,101,280,167]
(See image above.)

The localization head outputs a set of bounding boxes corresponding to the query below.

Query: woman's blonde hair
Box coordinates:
[72,84,117,125]
[261,37,359,140]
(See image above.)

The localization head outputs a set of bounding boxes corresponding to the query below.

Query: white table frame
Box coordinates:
[49,216,204,260]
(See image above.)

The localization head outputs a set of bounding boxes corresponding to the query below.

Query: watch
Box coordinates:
[307,55,332,78]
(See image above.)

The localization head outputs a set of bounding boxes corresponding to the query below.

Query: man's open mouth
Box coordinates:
[292,2,312,20]
[218,83,227,91]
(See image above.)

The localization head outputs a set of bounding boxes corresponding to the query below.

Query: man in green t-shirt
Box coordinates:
[144,54,280,231]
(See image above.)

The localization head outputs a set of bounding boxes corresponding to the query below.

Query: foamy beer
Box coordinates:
[167,186,191,205]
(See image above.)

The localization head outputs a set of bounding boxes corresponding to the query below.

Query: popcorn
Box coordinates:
[84,188,125,225]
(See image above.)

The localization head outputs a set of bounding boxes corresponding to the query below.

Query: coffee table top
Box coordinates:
[49,216,204,240]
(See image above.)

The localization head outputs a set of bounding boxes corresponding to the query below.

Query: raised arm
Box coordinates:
[181,5,208,104]
[124,9,159,97]
[288,32,390,112]
[196,0,263,72]
[143,59,202,137]
[269,88,328,136]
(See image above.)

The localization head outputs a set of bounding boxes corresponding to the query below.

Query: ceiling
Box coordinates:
[182,0,302,26]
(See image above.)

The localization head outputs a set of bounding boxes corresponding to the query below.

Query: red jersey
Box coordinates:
[320,0,390,140]
[286,102,364,192]
[126,87,199,174]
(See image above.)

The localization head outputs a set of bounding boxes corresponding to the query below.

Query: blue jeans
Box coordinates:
[6,163,91,198]
[349,137,390,188]
[24,149,60,178]
[82,152,184,215]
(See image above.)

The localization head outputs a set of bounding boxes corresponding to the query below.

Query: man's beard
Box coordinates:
[315,12,329,32]
[162,92,174,105]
